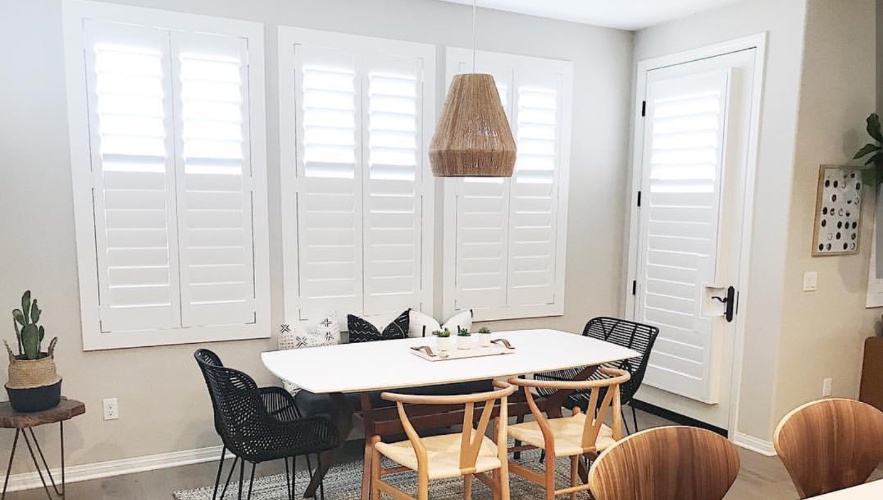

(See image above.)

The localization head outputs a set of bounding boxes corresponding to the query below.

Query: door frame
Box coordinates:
[623,34,768,436]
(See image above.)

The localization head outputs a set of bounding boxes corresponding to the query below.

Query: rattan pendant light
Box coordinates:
[430,0,516,177]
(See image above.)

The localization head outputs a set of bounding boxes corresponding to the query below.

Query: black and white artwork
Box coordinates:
[812,165,863,256]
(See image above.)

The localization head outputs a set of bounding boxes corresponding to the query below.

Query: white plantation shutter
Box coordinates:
[444,49,572,321]
[280,29,435,323]
[65,2,268,349]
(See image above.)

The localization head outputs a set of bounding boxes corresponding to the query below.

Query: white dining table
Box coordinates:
[261,328,639,499]
[812,480,883,498]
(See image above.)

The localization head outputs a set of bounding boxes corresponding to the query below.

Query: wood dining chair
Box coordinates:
[506,367,630,499]
[588,426,740,500]
[370,381,516,500]
[774,398,883,498]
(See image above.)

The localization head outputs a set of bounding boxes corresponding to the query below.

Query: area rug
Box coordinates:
[173,449,591,499]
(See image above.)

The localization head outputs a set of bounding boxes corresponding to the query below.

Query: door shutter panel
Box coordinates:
[293,45,362,320]
[508,72,561,307]
[83,21,180,333]
[363,54,425,315]
[637,70,730,403]
[173,32,257,327]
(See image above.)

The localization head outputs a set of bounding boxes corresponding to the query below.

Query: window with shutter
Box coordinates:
[443,49,573,322]
[279,29,435,324]
[65,1,269,350]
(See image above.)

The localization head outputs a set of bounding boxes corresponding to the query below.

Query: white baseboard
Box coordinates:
[733,431,777,457]
[4,444,231,493]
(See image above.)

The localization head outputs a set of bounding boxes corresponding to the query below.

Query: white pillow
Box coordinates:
[278,312,340,394]
[408,310,473,338]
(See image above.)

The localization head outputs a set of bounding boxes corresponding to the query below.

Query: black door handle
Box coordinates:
[711,286,736,323]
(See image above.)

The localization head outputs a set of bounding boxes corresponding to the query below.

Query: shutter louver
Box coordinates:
[85,22,179,333]
[174,33,256,327]
[294,46,362,319]
[363,56,424,315]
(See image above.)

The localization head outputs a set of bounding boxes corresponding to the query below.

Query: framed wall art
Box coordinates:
[812,165,863,256]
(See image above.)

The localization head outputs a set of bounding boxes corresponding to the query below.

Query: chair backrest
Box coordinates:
[194,349,268,452]
[509,367,631,452]
[379,381,516,473]
[584,317,659,402]
[588,426,740,500]
[774,398,883,498]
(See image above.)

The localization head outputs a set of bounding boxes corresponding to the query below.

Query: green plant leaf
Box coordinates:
[868,114,883,143]
[21,291,31,325]
[30,300,40,324]
[866,151,883,166]
[854,143,881,159]
[12,309,25,326]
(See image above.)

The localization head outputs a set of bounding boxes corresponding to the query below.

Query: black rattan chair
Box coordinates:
[194,349,339,500]
[535,317,659,434]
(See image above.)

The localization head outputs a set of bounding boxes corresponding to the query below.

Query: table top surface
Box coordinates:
[0,398,86,429]
[812,480,883,498]
[261,329,640,394]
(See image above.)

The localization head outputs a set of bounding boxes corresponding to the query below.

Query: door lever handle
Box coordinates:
[711,286,737,322]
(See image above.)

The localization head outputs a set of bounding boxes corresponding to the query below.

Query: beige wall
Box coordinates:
[634,0,808,442]
[773,0,878,423]
[0,0,633,471]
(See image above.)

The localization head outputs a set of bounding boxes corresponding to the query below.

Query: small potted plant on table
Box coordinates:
[433,328,451,354]
[457,328,472,350]
[478,326,492,347]
[5,291,62,412]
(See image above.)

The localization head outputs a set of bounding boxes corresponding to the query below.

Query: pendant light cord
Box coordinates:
[472,0,477,73]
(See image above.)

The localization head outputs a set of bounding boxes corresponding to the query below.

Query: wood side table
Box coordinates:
[0,398,85,499]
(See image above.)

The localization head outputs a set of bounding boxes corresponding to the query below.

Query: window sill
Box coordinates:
[82,323,270,351]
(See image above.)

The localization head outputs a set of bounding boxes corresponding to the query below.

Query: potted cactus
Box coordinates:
[478,326,492,347]
[5,291,61,412]
[456,328,472,350]
[433,328,451,354]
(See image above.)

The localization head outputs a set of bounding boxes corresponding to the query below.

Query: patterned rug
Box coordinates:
[173,449,591,499]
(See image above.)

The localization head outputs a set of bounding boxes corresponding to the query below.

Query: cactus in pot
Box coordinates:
[5,291,61,412]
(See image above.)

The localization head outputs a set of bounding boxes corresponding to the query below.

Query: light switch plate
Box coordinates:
[803,271,818,292]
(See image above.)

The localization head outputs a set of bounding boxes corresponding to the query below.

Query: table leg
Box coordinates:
[359,393,375,500]
[303,393,354,499]
[1,429,20,500]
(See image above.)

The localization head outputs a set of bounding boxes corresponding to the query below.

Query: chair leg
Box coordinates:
[632,404,640,433]
[284,457,293,500]
[317,454,325,500]
[545,454,556,500]
[539,449,545,464]
[570,456,579,500]
[513,414,524,460]
[220,456,239,500]
[464,474,473,500]
[370,443,382,500]
[212,446,226,500]
[622,407,631,435]
[237,458,245,500]
[246,462,256,500]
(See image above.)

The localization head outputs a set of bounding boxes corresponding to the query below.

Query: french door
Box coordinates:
[630,48,757,429]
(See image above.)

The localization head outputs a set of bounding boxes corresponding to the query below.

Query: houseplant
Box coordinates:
[854,113,883,277]
[5,291,61,412]
[433,328,451,354]
[478,326,492,347]
[456,328,472,350]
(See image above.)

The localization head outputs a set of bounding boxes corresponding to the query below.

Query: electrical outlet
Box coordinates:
[822,378,833,397]
[103,398,118,420]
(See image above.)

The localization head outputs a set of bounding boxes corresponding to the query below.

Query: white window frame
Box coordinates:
[442,48,573,322]
[63,0,270,350]
[278,27,436,324]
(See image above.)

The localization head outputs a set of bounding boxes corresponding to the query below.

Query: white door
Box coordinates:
[631,48,757,430]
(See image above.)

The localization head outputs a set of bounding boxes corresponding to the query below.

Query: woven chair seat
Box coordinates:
[508,413,616,457]
[375,433,502,480]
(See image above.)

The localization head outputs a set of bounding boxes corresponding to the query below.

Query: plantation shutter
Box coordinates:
[363,54,425,316]
[172,33,257,327]
[507,70,562,307]
[83,21,180,333]
[293,45,363,320]
[444,49,571,321]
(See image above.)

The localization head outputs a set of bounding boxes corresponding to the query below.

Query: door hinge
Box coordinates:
[641,101,647,117]
[637,191,642,207]
[632,280,637,296]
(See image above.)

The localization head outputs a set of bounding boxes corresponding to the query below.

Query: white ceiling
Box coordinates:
[433,0,745,30]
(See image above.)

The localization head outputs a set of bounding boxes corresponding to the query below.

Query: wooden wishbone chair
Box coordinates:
[506,367,630,500]
[588,426,740,500]
[774,398,883,498]
[370,381,517,500]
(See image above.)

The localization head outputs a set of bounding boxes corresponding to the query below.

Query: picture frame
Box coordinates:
[812,165,863,256]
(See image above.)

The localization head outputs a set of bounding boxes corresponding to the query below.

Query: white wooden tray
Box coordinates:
[409,340,516,362]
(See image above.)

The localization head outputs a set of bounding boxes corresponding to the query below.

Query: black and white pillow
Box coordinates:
[347,309,410,343]
[277,312,340,394]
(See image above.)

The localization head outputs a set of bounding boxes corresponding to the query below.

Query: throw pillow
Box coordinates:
[408,309,473,338]
[348,309,410,343]
[277,312,340,394]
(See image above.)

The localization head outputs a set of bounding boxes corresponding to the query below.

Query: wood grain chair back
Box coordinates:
[588,426,740,500]
[774,398,883,498]
[509,366,631,453]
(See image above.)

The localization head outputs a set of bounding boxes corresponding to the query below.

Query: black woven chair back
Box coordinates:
[194,349,272,455]
[583,317,659,403]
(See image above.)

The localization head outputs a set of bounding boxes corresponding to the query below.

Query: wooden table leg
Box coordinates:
[359,393,376,500]
[304,393,355,498]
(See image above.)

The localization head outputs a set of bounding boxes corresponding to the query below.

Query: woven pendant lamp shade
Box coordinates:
[430,73,516,177]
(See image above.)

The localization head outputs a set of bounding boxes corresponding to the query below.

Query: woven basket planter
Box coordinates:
[5,337,61,412]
